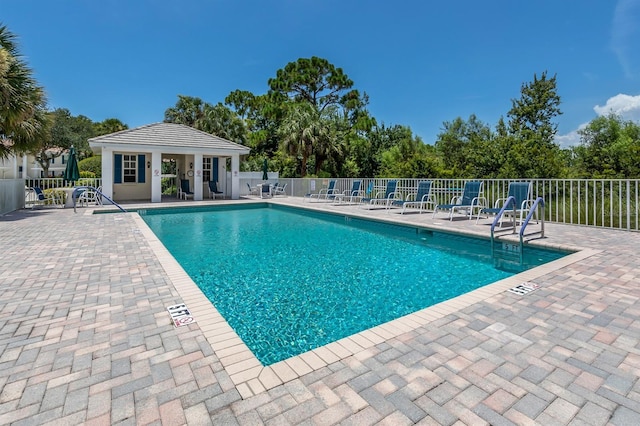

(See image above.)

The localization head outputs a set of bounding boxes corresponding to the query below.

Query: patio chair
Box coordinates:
[273,182,287,197]
[208,180,225,199]
[432,181,486,220]
[360,180,402,209]
[333,180,364,204]
[30,187,62,208]
[476,181,533,225]
[390,181,435,214]
[246,183,259,196]
[77,186,103,207]
[305,180,337,202]
[179,179,194,200]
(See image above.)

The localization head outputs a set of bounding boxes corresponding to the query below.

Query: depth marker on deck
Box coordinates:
[167,303,196,327]
[508,282,540,296]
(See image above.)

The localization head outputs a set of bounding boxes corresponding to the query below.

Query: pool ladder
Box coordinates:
[490,197,545,264]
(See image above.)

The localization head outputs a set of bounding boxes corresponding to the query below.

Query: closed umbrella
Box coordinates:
[262,158,269,181]
[63,146,80,183]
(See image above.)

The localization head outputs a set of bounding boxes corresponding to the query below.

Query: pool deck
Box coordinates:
[1,197,639,425]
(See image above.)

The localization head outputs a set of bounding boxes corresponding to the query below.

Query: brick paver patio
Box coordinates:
[1,198,639,425]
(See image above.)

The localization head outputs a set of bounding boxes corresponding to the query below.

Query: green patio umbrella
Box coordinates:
[63,146,80,183]
[262,158,269,181]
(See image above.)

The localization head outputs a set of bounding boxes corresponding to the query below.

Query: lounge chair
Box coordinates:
[432,181,486,220]
[29,187,62,208]
[273,182,287,197]
[208,180,225,199]
[476,181,533,225]
[305,180,337,202]
[360,180,402,209]
[179,179,194,200]
[333,180,364,204]
[390,181,435,214]
[246,183,258,196]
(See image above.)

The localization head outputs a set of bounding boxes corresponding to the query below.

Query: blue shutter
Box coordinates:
[62,155,66,164]
[138,155,145,183]
[213,158,219,181]
[114,154,122,184]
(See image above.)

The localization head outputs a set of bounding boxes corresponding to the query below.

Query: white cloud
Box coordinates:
[555,93,640,148]
[555,130,582,149]
[593,93,640,122]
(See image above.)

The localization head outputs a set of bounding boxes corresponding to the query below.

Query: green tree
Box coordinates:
[94,118,128,136]
[278,103,328,177]
[199,103,247,144]
[268,56,358,113]
[505,71,563,177]
[165,95,247,144]
[378,125,442,178]
[0,24,47,159]
[164,95,206,127]
[267,57,372,177]
[571,113,640,178]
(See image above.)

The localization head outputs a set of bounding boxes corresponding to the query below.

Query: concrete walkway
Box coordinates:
[1,199,639,425]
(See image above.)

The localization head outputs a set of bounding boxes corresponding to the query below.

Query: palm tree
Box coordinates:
[0,24,47,159]
[278,103,329,177]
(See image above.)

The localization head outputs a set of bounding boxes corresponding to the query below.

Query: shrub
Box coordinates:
[79,156,102,177]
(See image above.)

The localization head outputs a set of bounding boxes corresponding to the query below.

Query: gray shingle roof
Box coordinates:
[89,122,250,154]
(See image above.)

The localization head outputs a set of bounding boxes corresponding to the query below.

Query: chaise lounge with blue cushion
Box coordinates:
[432,181,486,220]
[29,187,62,208]
[361,180,402,209]
[208,180,225,199]
[332,180,364,204]
[476,181,533,225]
[305,180,337,202]
[179,179,194,200]
[390,180,435,214]
[272,182,287,196]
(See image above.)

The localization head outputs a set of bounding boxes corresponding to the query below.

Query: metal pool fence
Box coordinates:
[242,178,640,232]
[18,177,639,231]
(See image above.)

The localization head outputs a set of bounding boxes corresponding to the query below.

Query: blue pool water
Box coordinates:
[141,204,566,365]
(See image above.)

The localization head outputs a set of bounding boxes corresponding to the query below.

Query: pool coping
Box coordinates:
[130,200,600,399]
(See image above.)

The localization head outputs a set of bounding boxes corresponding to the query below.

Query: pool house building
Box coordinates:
[88,122,251,203]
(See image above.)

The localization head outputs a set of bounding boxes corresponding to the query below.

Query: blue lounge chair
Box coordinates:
[361,180,402,209]
[390,181,435,214]
[476,181,533,225]
[29,187,62,208]
[333,180,363,204]
[179,179,194,200]
[305,180,337,202]
[433,181,486,220]
[208,180,225,199]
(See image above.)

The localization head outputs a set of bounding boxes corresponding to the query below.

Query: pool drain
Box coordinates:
[508,282,540,296]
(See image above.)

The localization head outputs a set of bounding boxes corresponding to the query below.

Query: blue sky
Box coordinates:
[3,0,639,147]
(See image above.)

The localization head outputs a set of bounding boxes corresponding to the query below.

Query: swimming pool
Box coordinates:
[141,204,567,365]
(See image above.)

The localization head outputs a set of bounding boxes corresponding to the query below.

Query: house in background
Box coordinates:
[88,122,251,202]
[0,148,71,179]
